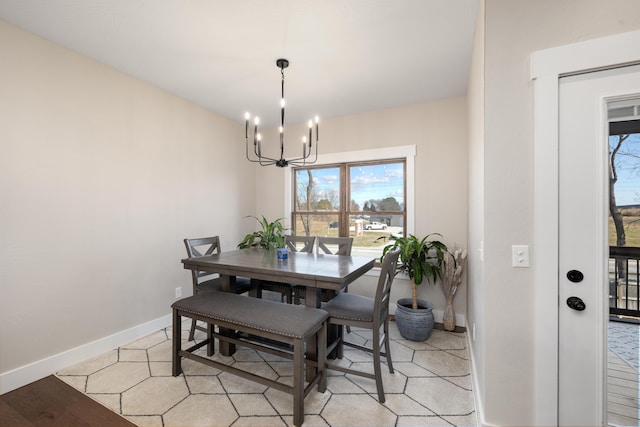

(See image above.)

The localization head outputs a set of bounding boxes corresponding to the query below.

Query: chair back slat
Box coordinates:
[317,236,353,256]
[374,247,401,324]
[184,236,221,280]
[285,235,316,253]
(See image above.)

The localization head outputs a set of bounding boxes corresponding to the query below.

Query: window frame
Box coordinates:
[284,145,416,262]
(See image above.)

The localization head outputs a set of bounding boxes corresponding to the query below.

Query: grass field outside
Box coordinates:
[292,216,403,259]
[610,209,640,247]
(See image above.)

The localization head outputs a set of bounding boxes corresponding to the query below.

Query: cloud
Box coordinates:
[351,175,390,184]
[321,174,339,184]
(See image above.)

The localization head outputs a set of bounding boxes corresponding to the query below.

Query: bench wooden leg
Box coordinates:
[293,337,304,427]
[318,321,327,393]
[219,275,237,356]
[172,309,182,377]
[206,322,214,357]
[188,319,197,341]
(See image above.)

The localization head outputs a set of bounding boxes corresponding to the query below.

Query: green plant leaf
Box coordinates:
[237,215,287,250]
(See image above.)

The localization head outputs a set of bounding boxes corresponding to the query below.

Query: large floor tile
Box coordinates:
[57,322,478,426]
[86,361,150,393]
[321,394,398,427]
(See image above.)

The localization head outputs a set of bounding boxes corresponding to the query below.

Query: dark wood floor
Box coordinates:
[0,375,135,427]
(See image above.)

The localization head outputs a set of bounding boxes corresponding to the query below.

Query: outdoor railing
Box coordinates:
[609,246,640,319]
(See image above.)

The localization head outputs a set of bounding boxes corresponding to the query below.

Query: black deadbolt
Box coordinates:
[567,296,586,311]
[566,270,584,283]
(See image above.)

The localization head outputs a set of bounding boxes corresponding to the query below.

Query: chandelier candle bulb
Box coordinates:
[244,113,250,138]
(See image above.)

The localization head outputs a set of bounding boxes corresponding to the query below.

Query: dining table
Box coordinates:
[181,247,375,377]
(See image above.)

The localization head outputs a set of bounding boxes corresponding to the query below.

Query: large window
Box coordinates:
[292,159,406,259]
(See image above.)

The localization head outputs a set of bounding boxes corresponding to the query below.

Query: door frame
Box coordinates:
[531,29,640,425]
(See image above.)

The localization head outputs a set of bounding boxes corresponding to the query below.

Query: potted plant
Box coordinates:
[381,233,448,341]
[237,215,286,250]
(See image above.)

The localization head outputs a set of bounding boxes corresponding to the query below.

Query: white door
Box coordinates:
[559,64,640,426]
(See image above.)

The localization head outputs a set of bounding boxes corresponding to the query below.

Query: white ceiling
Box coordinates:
[0,0,478,128]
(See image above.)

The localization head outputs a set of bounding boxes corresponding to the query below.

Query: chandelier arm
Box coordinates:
[306,138,319,163]
[245,138,261,163]
[285,132,319,164]
[245,137,279,164]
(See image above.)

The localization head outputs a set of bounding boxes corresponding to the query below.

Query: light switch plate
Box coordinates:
[512,245,530,268]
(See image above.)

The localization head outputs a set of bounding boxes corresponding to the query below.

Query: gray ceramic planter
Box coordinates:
[395,298,434,341]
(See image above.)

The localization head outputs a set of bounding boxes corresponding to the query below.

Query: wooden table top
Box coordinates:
[182,248,375,291]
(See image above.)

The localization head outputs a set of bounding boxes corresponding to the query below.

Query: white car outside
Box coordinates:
[364,222,387,230]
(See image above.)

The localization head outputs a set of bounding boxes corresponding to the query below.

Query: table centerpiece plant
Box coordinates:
[381,233,448,341]
[237,215,286,250]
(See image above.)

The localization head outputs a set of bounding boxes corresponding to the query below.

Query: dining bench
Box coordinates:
[171,290,328,427]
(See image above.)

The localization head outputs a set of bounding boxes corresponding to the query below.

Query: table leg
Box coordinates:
[219,274,236,356]
[321,290,340,359]
[248,278,261,298]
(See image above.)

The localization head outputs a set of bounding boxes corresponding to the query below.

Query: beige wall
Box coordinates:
[471,1,640,425]
[254,97,469,322]
[0,20,255,378]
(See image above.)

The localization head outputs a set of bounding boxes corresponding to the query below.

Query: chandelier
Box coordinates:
[244,59,319,167]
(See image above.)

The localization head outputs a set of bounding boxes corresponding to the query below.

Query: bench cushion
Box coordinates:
[172,291,328,340]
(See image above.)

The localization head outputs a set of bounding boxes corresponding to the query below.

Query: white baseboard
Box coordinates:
[0,314,172,394]
[467,321,498,427]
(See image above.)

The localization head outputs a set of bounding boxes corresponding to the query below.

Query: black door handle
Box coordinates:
[566,296,586,311]
[567,270,584,283]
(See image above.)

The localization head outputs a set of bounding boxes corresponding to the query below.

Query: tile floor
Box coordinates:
[57,319,477,427]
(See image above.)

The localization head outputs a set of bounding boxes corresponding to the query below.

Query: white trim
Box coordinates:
[0,314,172,394]
[531,29,640,426]
[467,327,494,427]
[283,145,416,233]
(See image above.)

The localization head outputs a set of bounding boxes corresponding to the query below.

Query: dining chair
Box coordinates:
[322,246,401,403]
[257,235,316,303]
[293,236,353,307]
[285,234,316,253]
[183,236,254,340]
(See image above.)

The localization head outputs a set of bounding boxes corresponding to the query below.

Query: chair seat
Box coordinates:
[322,293,375,323]
[198,277,254,295]
[258,280,293,303]
[234,277,254,294]
[197,278,223,293]
[294,285,335,304]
